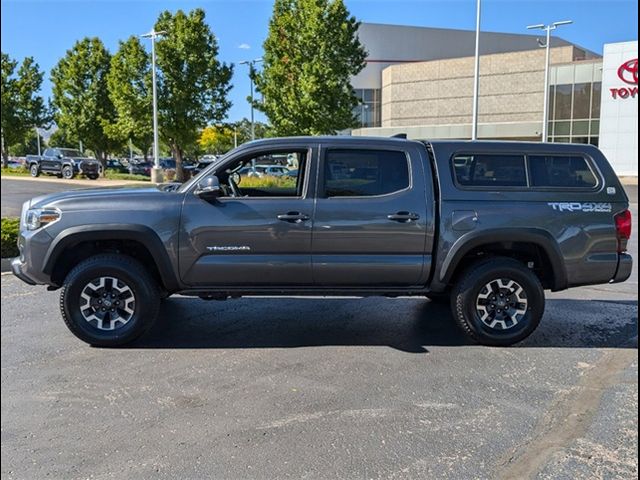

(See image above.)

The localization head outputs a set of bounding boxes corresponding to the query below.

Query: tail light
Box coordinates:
[614,209,632,253]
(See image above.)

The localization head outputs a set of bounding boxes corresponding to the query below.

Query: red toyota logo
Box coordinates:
[617,58,638,85]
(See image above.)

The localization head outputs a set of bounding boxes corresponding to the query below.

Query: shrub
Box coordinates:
[1,217,20,258]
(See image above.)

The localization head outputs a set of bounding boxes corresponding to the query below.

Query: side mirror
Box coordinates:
[194,174,222,199]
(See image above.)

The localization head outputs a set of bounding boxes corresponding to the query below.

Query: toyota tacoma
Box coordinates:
[11,137,633,346]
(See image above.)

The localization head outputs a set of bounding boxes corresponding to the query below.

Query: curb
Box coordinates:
[1,175,151,187]
[1,258,12,273]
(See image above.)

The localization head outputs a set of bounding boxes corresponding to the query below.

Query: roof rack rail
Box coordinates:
[391,133,407,139]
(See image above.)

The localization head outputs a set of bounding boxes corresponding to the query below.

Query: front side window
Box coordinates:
[323,149,409,197]
[528,155,597,188]
[216,150,306,198]
[453,154,527,187]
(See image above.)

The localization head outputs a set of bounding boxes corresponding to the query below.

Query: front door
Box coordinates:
[179,145,316,287]
[312,144,432,286]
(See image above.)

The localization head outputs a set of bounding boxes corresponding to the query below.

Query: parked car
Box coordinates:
[238,164,291,178]
[104,159,129,174]
[26,148,101,180]
[128,160,152,177]
[11,137,633,347]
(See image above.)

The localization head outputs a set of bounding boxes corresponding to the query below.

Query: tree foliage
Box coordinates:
[254,0,366,136]
[1,52,50,165]
[50,38,119,163]
[198,119,271,155]
[106,36,153,159]
[155,8,233,180]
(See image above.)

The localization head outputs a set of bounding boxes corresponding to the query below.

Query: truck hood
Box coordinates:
[28,184,180,211]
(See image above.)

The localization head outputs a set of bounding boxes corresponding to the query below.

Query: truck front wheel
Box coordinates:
[30,164,40,177]
[451,257,544,346]
[62,165,74,179]
[60,254,160,346]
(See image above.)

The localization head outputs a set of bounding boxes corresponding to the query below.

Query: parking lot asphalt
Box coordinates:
[1,178,638,479]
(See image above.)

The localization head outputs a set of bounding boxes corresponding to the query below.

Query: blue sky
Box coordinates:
[1,0,637,122]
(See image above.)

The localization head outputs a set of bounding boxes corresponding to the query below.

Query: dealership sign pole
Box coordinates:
[471,0,481,140]
[527,20,572,142]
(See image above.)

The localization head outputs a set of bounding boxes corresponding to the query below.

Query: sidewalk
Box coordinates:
[1,175,151,187]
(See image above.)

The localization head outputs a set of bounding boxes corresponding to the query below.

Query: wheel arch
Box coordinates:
[43,224,180,292]
[439,228,568,291]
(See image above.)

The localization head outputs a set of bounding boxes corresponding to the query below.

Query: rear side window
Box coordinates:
[324,149,409,197]
[528,155,598,188]
[453,154,527,187]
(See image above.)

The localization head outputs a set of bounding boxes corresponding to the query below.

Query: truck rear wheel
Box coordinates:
[451,257,544,346]
[60,254,160,346]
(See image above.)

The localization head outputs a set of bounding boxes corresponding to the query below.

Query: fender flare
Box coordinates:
[42,224,180,291]
[439,228,568,291]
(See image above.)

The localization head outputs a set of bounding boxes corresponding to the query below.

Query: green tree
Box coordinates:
[51,38,120,166]
[106,36,153,160]
[155,8,233,181]
[47,127,77,148]
[8,128,43,157]
[1,53,50,166]
[254,0,366,136]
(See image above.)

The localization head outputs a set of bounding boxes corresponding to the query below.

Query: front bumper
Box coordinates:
[611,253,633,284]
[11,257,37,285]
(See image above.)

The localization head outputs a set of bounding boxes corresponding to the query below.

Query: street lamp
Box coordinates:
[239,58,263,141]
[527,20,573,142]
[141,28,166,183]
[471,0,481,140]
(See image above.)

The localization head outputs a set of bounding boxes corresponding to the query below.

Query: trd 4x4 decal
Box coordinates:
[548,202,613,213]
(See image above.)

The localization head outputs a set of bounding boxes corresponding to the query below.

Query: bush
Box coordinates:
[1,166,30,177]
[164,168,177,182]
[1,217,20,258]
[103,171,150,182]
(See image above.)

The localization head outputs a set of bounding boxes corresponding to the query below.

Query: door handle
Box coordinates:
[277,212,310,223]
[387,211,420,223]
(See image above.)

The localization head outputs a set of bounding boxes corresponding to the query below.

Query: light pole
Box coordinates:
[142,28,166,183]
[471,0,481,140]
[527,20,573,142]
[239,58,263,141]
[35,127,41,156]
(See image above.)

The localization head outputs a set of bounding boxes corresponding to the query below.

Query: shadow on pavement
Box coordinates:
[130,297,638,353]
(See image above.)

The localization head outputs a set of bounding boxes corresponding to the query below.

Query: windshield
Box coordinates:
[59,149,85,157]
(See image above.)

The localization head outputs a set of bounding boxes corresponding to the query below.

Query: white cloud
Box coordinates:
[238,43,251,50]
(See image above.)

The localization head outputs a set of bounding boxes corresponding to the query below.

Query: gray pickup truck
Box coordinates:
[27,147,101,180]
[12,137,633,347]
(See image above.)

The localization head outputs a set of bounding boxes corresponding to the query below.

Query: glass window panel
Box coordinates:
[571,136,590,144]
[573,120,589,135]
[589,137,599,147]
[591,82,601,118]
[453,154,527,188]
[324,150,409,197]
[529,155,597,188]
[590,120,600,136]
[572,83,591,119]
[554,137,571,143]
[555,121,571,135]
[555,85,573,120]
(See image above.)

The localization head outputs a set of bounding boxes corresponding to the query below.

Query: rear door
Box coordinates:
[312,141,434,286]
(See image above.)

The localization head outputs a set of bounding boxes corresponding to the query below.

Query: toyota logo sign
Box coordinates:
[617,58,638,85]
[610,58,638,99]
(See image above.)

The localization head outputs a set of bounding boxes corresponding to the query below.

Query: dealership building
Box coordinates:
[351,23,638,176]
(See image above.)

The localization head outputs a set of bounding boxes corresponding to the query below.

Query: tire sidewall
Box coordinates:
[456,263,545,346]
[62,260,157,346]
[62,166,74,179]
[30,164,39,177]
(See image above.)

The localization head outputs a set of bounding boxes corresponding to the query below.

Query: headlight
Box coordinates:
[25,208,61,231]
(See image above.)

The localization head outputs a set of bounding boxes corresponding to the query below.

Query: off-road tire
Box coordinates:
[60,254,160,347]
[451,257,545,346]
[62,165,74,179]
[30,164,40,177]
